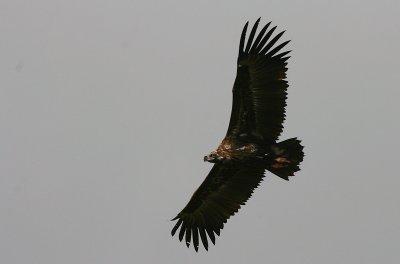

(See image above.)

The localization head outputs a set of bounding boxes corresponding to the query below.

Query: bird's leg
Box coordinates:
[271,157,291,169]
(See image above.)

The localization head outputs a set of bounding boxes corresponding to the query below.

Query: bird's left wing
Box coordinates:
[226,19,291,144]
[171,163,265,251]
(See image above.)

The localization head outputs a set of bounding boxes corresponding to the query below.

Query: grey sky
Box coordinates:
[1,0,399,263]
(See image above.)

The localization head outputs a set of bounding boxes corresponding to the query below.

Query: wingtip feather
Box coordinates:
[171,218,183,236]
[244,18,261,53]
[239,21,249,54]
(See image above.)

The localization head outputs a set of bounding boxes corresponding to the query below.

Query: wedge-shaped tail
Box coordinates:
[267,138,304,180]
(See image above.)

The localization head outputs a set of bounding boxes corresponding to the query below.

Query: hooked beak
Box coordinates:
[204,155,223,163]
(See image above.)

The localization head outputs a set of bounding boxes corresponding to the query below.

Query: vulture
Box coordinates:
[171,18,304,251]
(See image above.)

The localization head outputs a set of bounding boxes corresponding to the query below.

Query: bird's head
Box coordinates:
[204,151,224,163]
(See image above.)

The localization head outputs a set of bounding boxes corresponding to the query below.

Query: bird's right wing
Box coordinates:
[171,163,265,251]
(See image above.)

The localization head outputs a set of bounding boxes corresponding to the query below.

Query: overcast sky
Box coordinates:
[1,0,399,263]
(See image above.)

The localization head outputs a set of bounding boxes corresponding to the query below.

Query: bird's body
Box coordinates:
[204,136,260,162]
[171,18,304,251]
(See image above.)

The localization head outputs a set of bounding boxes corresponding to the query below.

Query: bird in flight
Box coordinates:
[171,18,304,251]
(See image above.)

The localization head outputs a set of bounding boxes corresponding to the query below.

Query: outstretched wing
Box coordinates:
[171,163,265,251]
[227,18,291,144]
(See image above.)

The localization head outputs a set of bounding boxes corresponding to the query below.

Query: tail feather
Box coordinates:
[267,138,304,180]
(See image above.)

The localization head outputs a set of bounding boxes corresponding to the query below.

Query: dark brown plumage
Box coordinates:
[171,18,304,251]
